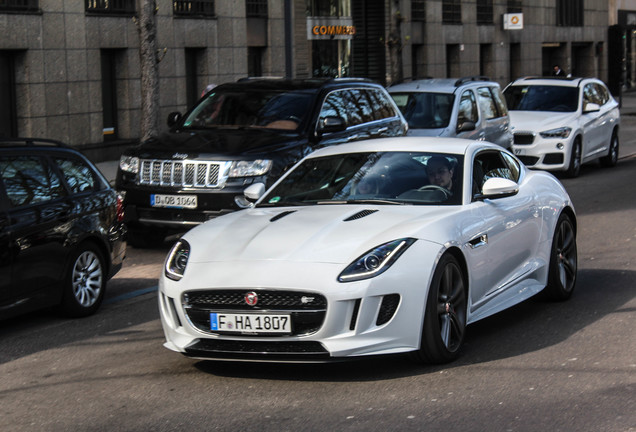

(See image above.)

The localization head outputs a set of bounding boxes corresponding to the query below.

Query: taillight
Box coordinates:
[116,193,125,222]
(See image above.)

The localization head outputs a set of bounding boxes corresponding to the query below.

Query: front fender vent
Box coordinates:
[270,210,296,222]
[344,209,378,221]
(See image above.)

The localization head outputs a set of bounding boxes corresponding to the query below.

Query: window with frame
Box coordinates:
[458,90,478,125]
[507,0,522,13]
[476,0,493,25]
[442,0,461,24]
[477,87,500,120]
[411,0,426,22]
[173,0,215,17]
[246,0,267,18]
[0,156,65,207]
[55,158,98,194]
[0,0,39,13]
[556,0,583,27]
[85,0,135,15]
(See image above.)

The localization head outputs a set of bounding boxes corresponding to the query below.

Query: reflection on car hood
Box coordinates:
[509,111,577,132]
[184,205,456,264]
[133,128,302,158]
[406,128,447,137]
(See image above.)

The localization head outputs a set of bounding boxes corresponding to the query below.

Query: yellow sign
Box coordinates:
[307,17,356,40]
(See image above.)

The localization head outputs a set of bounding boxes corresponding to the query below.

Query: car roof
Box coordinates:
[508,76,592,87]
[306,136,501,158]
[389,76,499,94]
[214,77,381,93]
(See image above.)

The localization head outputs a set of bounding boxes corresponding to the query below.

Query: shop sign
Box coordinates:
[307,17,356,40]
[503,13,523,30]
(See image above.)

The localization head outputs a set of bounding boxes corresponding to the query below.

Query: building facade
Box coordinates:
[0,0,614,159]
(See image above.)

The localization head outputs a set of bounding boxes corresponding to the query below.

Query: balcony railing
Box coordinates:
[0,0,39,13]
[85,0,136,15]
[173,0,215,18]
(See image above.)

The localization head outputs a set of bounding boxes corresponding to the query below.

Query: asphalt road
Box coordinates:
[0,158,635,432]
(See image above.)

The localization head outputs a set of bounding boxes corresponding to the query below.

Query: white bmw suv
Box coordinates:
[504,77,620,177]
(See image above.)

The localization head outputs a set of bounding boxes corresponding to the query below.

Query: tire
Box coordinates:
[565,139,582,178]
[599,132,619,167]
[543,213,577,301]
[127,225,167,248]
[60,243,106,317]
[411,253,467,364]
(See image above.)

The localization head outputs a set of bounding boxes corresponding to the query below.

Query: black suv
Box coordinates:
[0,138,126,320]
[116,78,407,246]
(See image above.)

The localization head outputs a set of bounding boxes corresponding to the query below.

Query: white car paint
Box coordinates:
[159,137,575,362]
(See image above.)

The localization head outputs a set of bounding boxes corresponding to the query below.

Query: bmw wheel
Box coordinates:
[566,139,581,178]
[411,253,467,364]
[599,132,619,167]
[60,243,106,317]
[544,213,577,301]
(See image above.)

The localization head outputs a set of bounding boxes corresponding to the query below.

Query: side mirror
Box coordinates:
[457,121,476,133]
[475,177,519,200]
[317,116,346,134]
[583,103,600,114]
[167,112,182,127]
[234,182,266,209]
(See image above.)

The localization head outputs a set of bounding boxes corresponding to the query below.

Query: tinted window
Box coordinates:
[504,85,578,112]
[0,156,65,207]
[473,151,514,196]
[594,83,610,105]
[491,87,508,117]
[458,90,478,124]
[391,92,454,129]
[368,89,398,121]
[501,152,521,181]
[583,84,601,106]
[55,157,98,194]
[319,89,374,128]
[477,87,499,119]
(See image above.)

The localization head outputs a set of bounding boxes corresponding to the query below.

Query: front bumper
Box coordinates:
[512,134,572,171]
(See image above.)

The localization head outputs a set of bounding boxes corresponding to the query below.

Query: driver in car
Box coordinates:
[427,156,455,192]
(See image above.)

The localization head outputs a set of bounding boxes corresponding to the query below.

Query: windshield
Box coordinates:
[391,92,454,129]
[258,151,464,207]
[182,89,314,131]
[504,85,579,112]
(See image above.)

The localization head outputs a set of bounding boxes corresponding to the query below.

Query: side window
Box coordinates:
[477,87,499,120]
[472,151,513,197]
[457,90,478,125]
[55,157,98,194]
[491,87,508,117]
[349,89,376,125]
[583,84,601,105]
[594,83,610,105]
[368,89,397,120]
[0,156,65,207]
[501,152,521,182]
[320,90,351,127]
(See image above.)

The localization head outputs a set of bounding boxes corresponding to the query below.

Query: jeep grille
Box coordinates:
[138,159,230,188]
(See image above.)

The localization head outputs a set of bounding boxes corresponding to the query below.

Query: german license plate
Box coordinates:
[210,312,292,334]
[151,194,197,209]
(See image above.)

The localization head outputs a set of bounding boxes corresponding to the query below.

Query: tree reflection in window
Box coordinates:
[0,156,65,207]
[55,158,96,193]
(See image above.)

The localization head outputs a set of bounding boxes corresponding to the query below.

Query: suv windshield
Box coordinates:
[259,151,463,207]
[391,93,454,129]
[182,89,314,131]
[504,85,579,112]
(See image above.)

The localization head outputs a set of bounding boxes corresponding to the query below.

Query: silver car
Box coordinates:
[389,77,513,149]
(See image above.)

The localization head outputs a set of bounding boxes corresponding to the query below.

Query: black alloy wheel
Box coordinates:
[599,132,619,167]
[566,139,582,178]
[411,253,467,364]
[544,213,577,301]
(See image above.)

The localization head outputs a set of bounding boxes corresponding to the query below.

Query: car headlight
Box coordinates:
[229,160,272,178]
[165,240,190,281]
[539,127,571,139]
[119,155,140,174]
[338,238,416,283]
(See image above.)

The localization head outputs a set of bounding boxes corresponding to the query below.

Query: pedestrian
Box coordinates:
[552,65,565,77]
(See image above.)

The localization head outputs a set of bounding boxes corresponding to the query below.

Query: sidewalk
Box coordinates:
[96,92,636,185]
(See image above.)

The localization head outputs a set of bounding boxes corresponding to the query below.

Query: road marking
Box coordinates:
[105,286,158,304]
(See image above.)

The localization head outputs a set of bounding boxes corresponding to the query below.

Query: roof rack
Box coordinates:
[454,76,491,86]
[0,137,69,148]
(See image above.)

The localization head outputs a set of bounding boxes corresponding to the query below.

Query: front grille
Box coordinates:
[376,294,400,325]
[184,339,330,361]
[543,153,564,165]
[513,133,535,145]
[139,159,229,188]
[183,290,327,336]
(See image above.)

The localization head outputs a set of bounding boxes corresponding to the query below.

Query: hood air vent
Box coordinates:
[344,209,378,221]
[270,210,296,222]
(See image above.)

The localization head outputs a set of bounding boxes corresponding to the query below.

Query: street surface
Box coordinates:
[1,150,635,431]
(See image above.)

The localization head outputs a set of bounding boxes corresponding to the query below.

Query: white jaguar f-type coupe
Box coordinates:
[159,137,577,364]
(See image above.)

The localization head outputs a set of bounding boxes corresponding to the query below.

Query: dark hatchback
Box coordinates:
[0,138,126,320]
[116,78,407,247]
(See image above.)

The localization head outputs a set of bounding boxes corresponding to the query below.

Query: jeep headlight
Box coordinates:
[338,238,416,282]
[165,240,190,281]
[229,160,273,178]
[119,155,140,174]
[539,127,571,139]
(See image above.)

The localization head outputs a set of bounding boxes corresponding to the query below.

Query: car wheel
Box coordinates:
[543,213,577,301]
[60,243,106,317]
[599,132,619,167]
[566,139,581,178]
[411,253,467,364]
[127,225,167,248]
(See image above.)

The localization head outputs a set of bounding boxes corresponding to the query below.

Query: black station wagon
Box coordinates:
[116,78,407,247]
[0,138,126,320]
